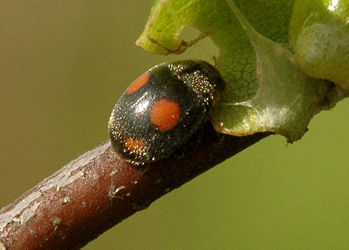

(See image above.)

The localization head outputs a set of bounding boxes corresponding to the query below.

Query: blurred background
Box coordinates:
[1,1,349,249]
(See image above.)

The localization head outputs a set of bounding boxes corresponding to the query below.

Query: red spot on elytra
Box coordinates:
[150,99,180,131]
[123,138,146,155]
[126,72,150,95]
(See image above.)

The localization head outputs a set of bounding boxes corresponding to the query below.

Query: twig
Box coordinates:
[0,122,269,250]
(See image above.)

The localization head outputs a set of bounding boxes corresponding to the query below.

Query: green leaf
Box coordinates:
[290,0,349,91]
[136,0,344,142]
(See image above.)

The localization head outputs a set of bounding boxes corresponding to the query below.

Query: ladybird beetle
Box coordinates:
[108,60,225,165]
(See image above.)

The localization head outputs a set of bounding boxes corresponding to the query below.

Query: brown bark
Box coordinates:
[0,122,269,249]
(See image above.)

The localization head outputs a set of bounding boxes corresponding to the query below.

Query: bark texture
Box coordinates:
[0,122,269,250]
